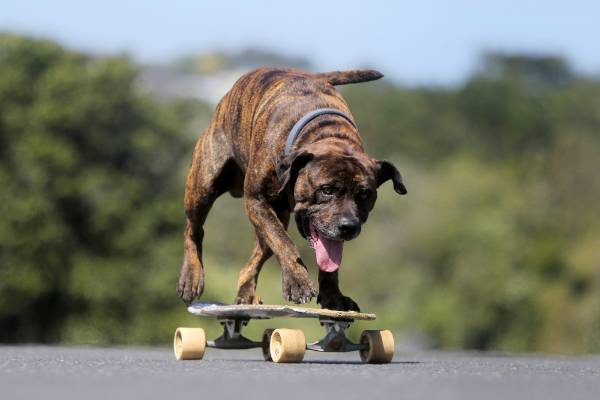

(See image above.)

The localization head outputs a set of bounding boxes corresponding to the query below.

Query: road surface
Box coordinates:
[1,346,599,399]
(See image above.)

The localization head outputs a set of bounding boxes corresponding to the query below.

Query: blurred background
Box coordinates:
[1,1,599,354]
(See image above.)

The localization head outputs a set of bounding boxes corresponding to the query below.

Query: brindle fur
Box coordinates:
[177,67,407,311]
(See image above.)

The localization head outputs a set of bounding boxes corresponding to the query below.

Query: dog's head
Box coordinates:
[278,143,407,272]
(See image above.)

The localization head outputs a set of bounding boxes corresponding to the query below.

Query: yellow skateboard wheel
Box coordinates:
[359,330,394,364]
[269,328,306,363]
[173,327,206,360]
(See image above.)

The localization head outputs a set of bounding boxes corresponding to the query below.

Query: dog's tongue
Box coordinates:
[310,226,343,272]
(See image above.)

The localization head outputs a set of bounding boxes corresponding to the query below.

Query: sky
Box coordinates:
[1,0,599,85]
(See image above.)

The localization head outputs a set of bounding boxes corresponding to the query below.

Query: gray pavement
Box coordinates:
[1,346,599,400]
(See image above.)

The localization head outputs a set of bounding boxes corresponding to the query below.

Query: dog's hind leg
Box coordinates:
[177,127,239,305]
[235,211,290,304]
[234,238,271,305]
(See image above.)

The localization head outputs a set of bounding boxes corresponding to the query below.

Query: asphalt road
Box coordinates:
[1,346,599,400]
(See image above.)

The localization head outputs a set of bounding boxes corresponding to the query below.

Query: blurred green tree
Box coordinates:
[0,33,202,342]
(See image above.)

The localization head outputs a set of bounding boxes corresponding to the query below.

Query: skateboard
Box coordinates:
[173,302,394,363]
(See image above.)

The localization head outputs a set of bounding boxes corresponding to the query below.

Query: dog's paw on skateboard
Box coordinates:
[234,294,263,305]
[317,292,360,312]
[177,265,205,305]
[282,267,318,304]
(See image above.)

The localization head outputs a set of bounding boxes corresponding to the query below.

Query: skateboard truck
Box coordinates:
[208,318,262,349]
[307,319,367,352]
[208,316,366,353]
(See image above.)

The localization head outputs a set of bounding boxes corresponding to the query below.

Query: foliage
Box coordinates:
[1,33,599,353]
[0,33,199,343]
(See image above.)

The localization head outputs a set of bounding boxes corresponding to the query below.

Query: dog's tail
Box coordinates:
[313,69,383,86]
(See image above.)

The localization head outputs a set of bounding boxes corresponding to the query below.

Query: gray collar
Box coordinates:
[284,108,356,156]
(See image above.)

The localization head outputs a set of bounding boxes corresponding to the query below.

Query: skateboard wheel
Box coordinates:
[359,330,394,364]
[174,327,206,360]
[262,329,275,361]
[269,329,306,363]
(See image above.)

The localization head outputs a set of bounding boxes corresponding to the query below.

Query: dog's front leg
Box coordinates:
[245,196,317,303]
[317,270,360,312]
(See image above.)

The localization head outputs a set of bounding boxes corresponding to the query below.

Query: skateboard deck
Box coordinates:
[187,302,376,321]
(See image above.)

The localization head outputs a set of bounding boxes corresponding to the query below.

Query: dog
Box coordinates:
[177,67,407,311]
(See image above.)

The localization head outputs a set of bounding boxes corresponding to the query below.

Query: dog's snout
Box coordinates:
[337,217,360,239]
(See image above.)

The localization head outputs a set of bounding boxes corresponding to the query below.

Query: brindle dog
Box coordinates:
[177,67,407,311]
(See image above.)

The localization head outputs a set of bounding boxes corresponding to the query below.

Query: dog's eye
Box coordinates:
[320,185,335,195]
[357,189,371,200]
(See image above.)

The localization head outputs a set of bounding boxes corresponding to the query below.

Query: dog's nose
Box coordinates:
[337,217,360,239]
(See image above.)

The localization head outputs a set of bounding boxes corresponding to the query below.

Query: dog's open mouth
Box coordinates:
[309,224,343,273]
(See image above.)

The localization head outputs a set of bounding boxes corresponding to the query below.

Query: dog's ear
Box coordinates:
[278,151,314,195]
[375,160,407,195]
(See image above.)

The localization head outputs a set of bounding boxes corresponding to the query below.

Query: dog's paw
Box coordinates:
[234,294,263,305]
[317,292,360,312]
[176,264,204,305]
[282,267,317,304]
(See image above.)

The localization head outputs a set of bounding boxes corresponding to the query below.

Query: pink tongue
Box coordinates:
[311,226,343,272]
